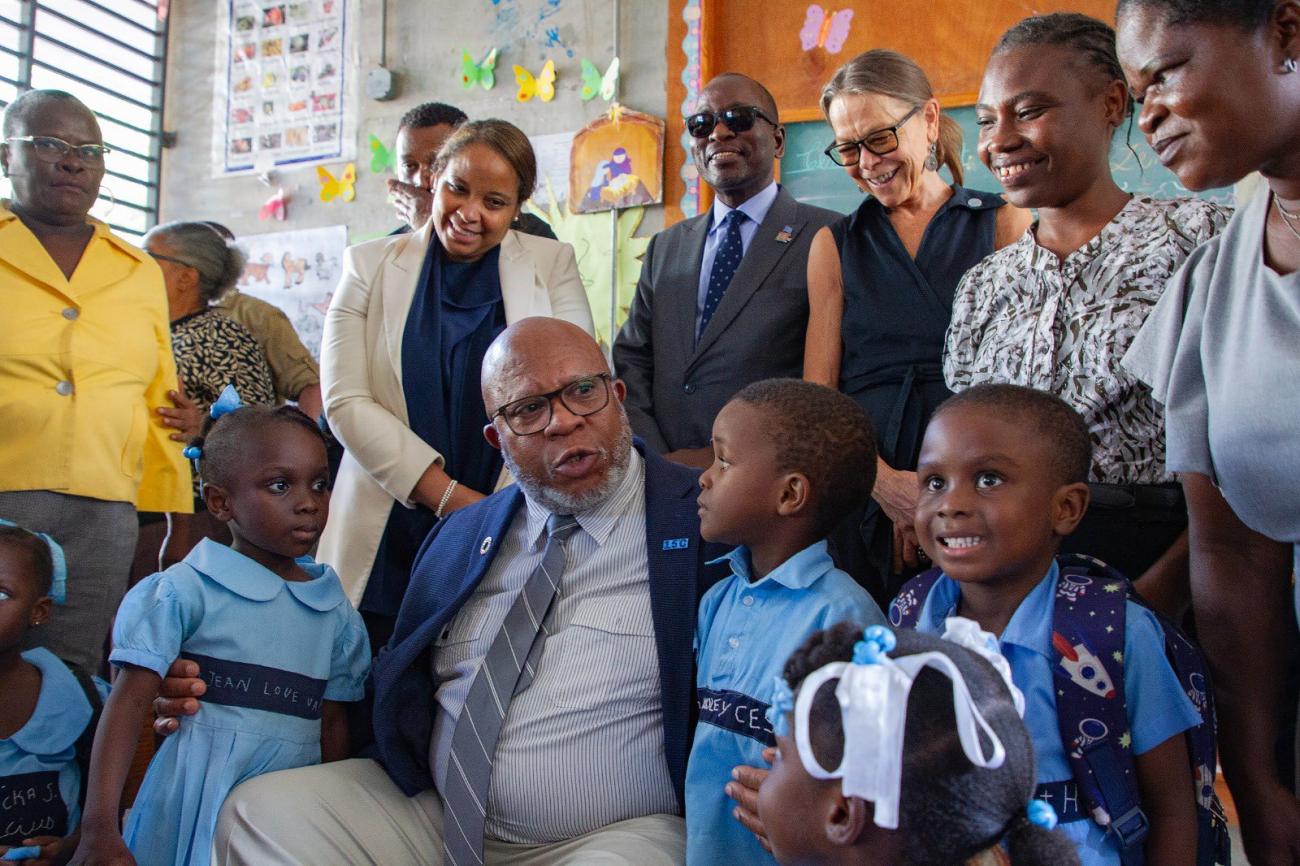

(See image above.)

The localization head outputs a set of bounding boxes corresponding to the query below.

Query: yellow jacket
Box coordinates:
[0,205,192,512]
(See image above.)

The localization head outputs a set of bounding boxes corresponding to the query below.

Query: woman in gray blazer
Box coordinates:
[318,120,594,646]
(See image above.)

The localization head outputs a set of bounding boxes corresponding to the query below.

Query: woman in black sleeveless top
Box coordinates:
[804,50,1029,601]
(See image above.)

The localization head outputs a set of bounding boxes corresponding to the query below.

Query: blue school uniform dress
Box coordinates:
[0,648,107,847]
[109,538,370,866]
[912,562,1201,866]
[685,541,885,866]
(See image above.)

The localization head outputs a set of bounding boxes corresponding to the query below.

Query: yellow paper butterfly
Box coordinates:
[513,59,556,103]
[580,57,619,102]
[317,163,356,203]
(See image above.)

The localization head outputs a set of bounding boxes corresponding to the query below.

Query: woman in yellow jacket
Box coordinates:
[0,90,190,671]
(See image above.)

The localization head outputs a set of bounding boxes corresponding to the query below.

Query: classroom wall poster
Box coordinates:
[234,225,348,359]
[213,0,356,177]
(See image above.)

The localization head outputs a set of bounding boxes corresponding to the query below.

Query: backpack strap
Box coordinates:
[887,566,944,629]
[1049,553,1149,866]
[62,661,103,814]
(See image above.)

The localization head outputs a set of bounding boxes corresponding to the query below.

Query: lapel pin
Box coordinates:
[480,536,493,555]
[662,538,690,551]
[774,225,795,244]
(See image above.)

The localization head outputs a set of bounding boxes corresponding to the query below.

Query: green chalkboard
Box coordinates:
[780,107,1233,215]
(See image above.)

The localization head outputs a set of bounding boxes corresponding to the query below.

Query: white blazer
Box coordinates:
[317,222,595,603]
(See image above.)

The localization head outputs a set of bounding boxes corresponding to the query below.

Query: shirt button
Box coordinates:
[728,637,740,649]
[62,307,79,320]
[742,595,754,607]
[967,197,983,207]
[683,383,696,395]
[55,380,73,396]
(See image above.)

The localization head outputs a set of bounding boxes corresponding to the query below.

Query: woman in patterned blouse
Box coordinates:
[143,221,277,557]
[944,13,1230,615]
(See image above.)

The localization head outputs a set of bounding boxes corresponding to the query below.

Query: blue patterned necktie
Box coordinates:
[442,513,580,866]
[698,209,747,340]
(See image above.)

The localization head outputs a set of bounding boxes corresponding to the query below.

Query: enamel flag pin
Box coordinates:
[775,225,795,244]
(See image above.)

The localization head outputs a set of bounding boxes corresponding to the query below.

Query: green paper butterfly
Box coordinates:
[580,56,619,102]
[368,134,394,173]
[461,47,499,91]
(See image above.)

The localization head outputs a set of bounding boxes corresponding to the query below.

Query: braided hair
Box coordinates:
[784,624,1081,866]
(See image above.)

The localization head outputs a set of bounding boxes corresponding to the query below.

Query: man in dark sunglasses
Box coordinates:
[614,73,840,469]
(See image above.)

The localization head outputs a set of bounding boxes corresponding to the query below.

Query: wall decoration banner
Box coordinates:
[213,0,356,177]
[234,224,348,359]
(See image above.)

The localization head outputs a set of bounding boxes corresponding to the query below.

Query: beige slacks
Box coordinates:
[212,758,686,865]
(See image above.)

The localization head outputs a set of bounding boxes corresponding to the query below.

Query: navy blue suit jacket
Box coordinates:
[370,441,728,806]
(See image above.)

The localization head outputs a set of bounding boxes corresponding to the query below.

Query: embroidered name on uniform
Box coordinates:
[662,538,690,550]
[182,652,327,721]
[0,770,67,846]
[698,687,775,746]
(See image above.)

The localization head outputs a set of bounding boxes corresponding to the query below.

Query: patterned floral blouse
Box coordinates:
[171,309,277,496]
[944,196,1230,484]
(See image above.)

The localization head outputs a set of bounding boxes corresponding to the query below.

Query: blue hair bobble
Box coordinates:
[210,383,243,419]
[0,519,68,604]
[1026,798,1058,831]
[767,676,794,738]
[852,624,897,665]
[182,445,202,460]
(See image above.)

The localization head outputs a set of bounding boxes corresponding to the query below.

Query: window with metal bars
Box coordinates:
[0,0,167,242]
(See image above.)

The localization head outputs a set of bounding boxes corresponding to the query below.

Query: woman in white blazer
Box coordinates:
[318,120,594,643]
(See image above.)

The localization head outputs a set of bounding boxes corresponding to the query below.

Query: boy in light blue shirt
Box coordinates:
[685,379,886,866]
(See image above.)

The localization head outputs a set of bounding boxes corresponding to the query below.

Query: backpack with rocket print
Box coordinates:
[889,553,1230,866]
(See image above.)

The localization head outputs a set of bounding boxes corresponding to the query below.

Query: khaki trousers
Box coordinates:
[213,758,686,865]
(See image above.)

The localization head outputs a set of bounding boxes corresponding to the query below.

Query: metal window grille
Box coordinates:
[0,0,167,242]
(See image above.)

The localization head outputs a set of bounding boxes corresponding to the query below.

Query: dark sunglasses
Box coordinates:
[685,105,777,139]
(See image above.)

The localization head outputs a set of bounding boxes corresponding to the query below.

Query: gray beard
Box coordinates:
[501,415,634,515]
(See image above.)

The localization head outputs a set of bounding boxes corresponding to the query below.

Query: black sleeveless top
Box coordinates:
[832,186,1005,470]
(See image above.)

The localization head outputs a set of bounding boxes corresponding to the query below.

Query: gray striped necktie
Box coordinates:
[442,513,580,866]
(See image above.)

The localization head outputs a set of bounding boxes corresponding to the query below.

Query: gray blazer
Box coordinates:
[614,186,840,452]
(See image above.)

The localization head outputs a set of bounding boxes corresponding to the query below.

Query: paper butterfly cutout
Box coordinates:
[258,187,287,221]
[317,163,356,203]
[580,56,619,102]
[513,59,557,103]
[461,47,499,91]
[369,134,395,173]
[800,5,853,53]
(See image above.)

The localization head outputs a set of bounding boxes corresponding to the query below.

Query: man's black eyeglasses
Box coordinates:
[823,104,921,166]
[492,373,612,436]
[685,105,777,139]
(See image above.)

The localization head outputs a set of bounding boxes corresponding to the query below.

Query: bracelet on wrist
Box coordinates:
[436,479,459,519]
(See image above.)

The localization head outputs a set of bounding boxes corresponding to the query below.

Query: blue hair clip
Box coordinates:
[767,676,795,738]
[1026,798,1058,831]
[852,624,898,665]
[210,383,243,419]
[0,518,68,604]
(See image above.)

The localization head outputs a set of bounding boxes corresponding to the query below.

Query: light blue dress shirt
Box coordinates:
[913,561,1201,866]
[694,181,781,332]
[685,540,885,866]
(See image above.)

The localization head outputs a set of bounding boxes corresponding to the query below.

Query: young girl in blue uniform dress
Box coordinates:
[0,525,106,864]
[70,403,370,866]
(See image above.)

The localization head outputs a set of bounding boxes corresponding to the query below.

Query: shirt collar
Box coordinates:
[523,449,646,550]
[0,201,149,264]
[183,537,348,612]
[708,181,779,235]
[7,647,93,755]
[706,539,836,590]
[922,560,1059,658]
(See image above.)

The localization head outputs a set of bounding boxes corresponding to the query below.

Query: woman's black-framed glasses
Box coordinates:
[5,135,111,165]
[492,373,612,435]
[823,104,921,166]
[685,105,777,139]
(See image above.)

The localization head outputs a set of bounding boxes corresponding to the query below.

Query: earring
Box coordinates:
[1285,57,1298,73]
[924,141,939,172]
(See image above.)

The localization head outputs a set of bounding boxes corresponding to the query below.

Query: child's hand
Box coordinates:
[725,747,776,852]
[5,834,71,865]
[65,833,134,866]
[152,657,205,736]
[1238,785,1300,866]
